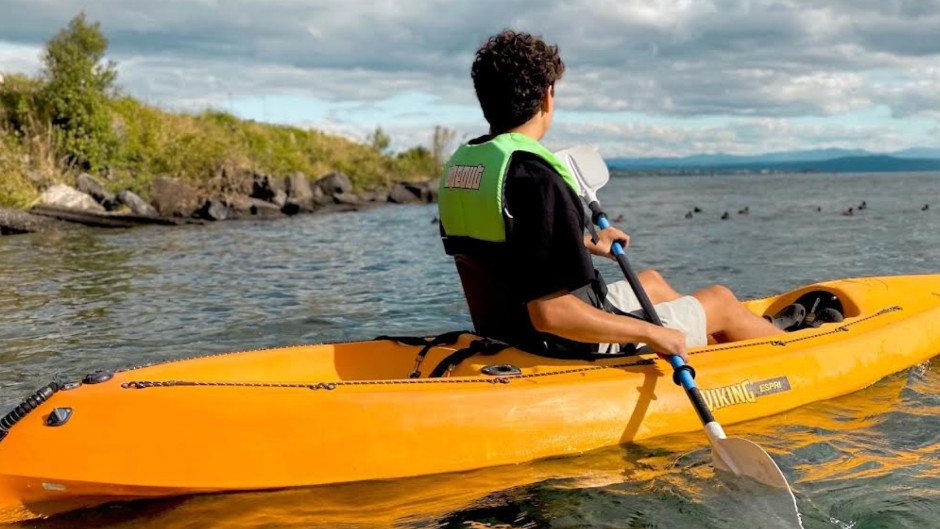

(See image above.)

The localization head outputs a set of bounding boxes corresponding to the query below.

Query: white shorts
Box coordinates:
[597,280,708,354]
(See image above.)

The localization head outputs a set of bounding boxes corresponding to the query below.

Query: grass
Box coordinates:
[0,78,441,207]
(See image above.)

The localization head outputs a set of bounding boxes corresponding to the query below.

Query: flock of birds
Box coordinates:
[430,201,932,225]
[679,201,931,220]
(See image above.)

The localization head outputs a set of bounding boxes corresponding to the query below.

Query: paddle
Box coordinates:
[555,146,799,497]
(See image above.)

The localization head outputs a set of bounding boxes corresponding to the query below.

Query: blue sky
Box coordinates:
[2,0,939,157]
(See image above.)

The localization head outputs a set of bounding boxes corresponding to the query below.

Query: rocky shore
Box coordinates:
[0,170,439,236]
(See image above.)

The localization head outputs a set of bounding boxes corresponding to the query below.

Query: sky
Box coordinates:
[1,0,940,157]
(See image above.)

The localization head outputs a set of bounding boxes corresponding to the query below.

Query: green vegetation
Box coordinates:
[0,13,449,208]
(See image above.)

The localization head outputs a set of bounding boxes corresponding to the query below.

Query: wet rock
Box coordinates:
[359,190,389,203]
[272,188,288,208]
[285,171,314,202]
[247,198,284,218]
[75,173,117,210]
[388,182,421,204]
[282,199,317,216]
[0,207,70,235]
[333,192,360,205]
[196,198,230,221]
[424,183,439,203]
[250,172,285,204]
[151,177,200,217]
[315,172,353,196]
[40,184,105,213]
[116,190,159,217]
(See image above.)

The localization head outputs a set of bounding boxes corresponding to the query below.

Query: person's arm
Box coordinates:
[583,226,630,259]
[527,290,688,360]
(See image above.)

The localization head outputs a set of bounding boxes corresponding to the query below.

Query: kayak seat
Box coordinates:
[762,290,845,331]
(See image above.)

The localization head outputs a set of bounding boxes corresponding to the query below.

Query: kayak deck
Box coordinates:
[1,274,939,523]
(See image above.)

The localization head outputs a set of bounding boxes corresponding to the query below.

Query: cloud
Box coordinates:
[1,0,938,155]
[546,119,910,157]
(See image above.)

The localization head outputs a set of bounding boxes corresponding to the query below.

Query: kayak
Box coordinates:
[2,274,939,523]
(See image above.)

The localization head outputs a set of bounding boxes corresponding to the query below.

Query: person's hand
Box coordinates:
[589,226,630,260]
[645,326,688,362]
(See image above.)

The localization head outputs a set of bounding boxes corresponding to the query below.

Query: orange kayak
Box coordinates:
[2,274,939,523]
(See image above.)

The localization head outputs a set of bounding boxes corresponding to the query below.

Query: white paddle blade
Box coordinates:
[555,145,610,198]
[711,437,791,490]
[712,437,803,528]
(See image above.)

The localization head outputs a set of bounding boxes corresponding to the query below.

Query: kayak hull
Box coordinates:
[2,275,939,522]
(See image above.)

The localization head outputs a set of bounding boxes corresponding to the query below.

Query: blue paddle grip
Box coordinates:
[669,355,697,390]
[595,216,626,257]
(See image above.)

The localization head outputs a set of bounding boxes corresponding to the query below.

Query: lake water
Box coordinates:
[2,171,939,528]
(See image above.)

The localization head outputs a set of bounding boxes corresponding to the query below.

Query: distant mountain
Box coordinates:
[608,147,940,171]
[610,155,940,174]
[892,147,940,159]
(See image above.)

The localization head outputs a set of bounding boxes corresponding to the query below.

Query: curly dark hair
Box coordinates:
[471,30,565,134]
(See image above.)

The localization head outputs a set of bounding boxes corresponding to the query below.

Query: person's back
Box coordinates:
[438,30,785,361]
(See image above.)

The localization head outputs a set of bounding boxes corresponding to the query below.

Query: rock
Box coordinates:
[248,198,283,218]
[151,177,200,217]
[224,195,253,216]
[196,198,229,221]
[282,199,316,216]
[250,172,285,204]
[272,188,288,208]
[116,190,159,217]
[226,196,282,218]
[40,184,105,213]
[405,180,438,203]
[0,207,71,235]
[359,190,389,203]
[333,192,360,205]
[285,172,314,202]
[75,173,117,210]
[314,172,353,196]
[388,182,421,204]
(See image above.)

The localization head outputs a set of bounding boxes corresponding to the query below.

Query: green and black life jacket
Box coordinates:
[438,132,579,252]
[438,133,626,359]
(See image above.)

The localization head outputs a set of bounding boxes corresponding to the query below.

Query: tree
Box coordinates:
[431,125,457,166]
[38,12,118,170]
[368,126,390,153]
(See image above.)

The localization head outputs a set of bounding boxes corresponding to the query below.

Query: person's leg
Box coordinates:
[692,284,782,342]
[638,269,683,304]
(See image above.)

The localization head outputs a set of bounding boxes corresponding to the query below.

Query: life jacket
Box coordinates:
[438,132,579,250]
[438,133,616,358]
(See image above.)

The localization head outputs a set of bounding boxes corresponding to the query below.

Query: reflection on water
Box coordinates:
[3,172,940,528]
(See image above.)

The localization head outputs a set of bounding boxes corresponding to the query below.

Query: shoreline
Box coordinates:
[0,171,439,236]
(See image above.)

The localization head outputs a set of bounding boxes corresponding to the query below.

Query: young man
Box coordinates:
[438,30,782,361]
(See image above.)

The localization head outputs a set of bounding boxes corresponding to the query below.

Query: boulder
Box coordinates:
[281,199,316,216]
[333,192,360,205]
[75,173,117,210]
[116,190,159,217]
[387,183,421,204]
[359,190,389,203]
[0,207,70,235]
[422,181,439,203]
[224,195,252,217]
[272,188,288,208]
[247,198,283,218]
[285,172,314,202]
[196,198,230,221]
[40,184,105,213]
[314,172,353,196]
[250,172,285,204]
[151,177,200,217]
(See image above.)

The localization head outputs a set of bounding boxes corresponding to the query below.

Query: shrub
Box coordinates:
[37,12,118,171]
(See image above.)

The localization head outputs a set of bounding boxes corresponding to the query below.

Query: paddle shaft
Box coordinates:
[587,202,716,426]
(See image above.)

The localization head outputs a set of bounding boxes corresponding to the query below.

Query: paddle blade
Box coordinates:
[711,437,790,490]
[555,145,609,196]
